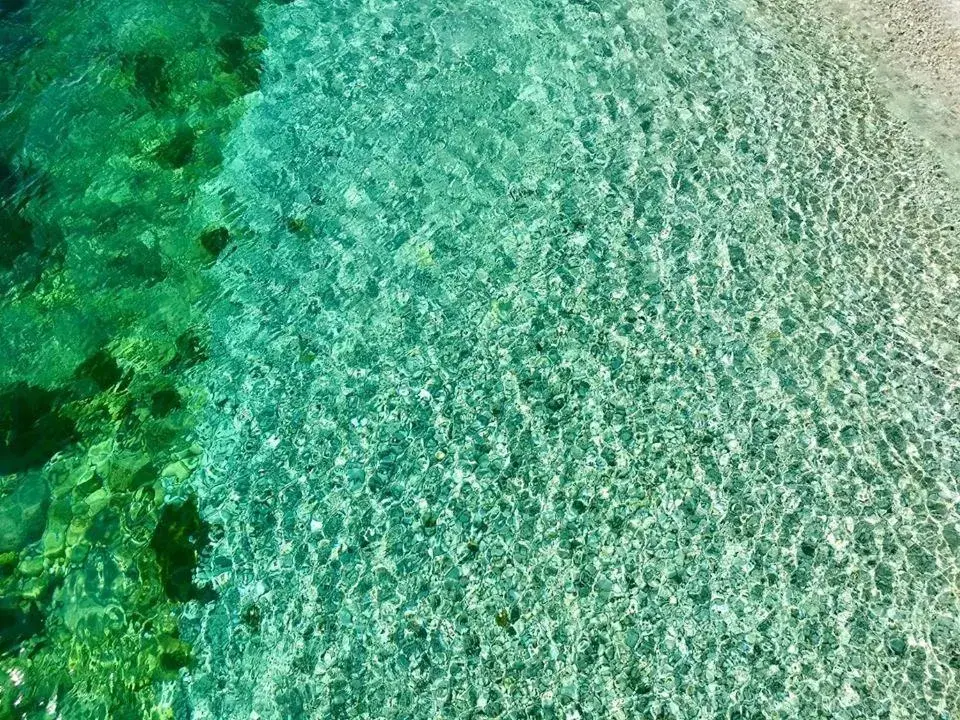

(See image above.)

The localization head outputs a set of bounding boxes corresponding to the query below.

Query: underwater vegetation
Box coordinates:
[0,0,266,715]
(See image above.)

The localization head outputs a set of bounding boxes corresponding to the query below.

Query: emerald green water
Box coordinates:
[3,0,960,717]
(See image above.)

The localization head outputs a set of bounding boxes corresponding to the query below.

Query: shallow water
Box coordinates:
[3,0,960,718]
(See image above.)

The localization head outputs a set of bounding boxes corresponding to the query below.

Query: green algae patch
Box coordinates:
[198,226,232,259]
[151,496,214,604]
[0,0,265,715]
[0,385,75,477]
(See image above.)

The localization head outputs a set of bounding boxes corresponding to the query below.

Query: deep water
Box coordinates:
[3,0,960,718]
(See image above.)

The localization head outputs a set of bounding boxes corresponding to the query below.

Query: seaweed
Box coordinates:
[155,124,196,169]
[166,328,209,371]
[0,0,27,16]
[218,34,262,91]
[0,601,43,657]
[0,205,32,270]
[150,496,214,603]
[107,241,166,288]
[199,226,231,257]
[0,383,75,475]
[0,472,49,554]
[0,159,34,269]
[133,52,170,106]
[73,349,126,393]
[150,388,182,416]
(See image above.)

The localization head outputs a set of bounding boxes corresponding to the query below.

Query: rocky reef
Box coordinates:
[0,0,266,715]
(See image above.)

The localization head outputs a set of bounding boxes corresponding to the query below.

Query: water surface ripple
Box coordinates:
[172,1,960,718]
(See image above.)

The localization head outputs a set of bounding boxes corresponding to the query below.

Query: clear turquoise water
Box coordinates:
[2,0,960,718]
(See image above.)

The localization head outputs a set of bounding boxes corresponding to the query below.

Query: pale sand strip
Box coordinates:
[823,0,960,179]
[832,0,960,111]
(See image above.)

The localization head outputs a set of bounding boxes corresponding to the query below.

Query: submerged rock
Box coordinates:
[0,0,267,713]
